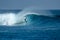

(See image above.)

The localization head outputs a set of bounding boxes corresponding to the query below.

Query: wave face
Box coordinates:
[24,14,60,27]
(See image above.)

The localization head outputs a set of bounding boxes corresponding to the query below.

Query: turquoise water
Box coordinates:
[0,10,60,40]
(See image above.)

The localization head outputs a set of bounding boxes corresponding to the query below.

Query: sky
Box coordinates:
[0,0,60,10]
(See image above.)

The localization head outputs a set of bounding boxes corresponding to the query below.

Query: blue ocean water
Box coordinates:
[0,10,60,40]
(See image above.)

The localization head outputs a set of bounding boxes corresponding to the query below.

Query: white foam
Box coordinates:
[0,13,16,25]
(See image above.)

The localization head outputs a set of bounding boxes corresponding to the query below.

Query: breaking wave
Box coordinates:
[0,7,59,26]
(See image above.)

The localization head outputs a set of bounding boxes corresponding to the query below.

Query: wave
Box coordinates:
[0,9,60,26]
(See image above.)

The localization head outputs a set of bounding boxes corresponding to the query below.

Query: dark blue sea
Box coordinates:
[0,10,60,40]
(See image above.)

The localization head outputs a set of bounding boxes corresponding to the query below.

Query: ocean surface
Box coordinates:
[0,10,60,40]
